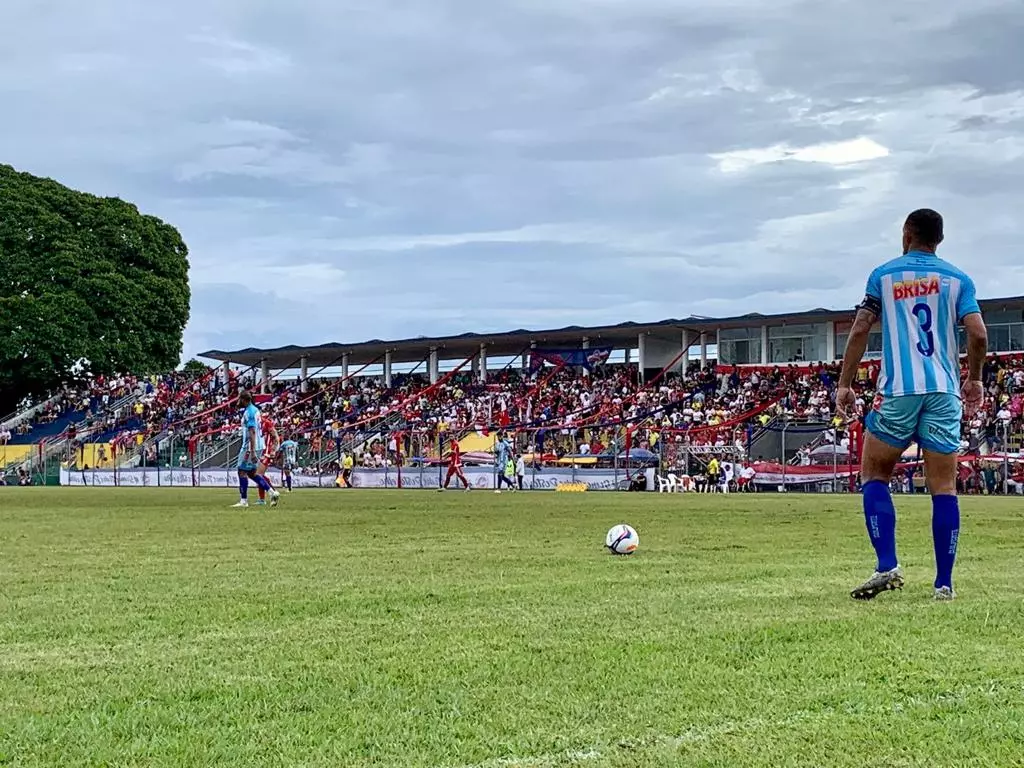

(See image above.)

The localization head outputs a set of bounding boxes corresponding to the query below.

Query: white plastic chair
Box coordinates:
[657,474,673,493]
[667,473,682,493]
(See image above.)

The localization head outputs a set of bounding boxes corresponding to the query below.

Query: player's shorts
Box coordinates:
[865,392,962,455]
[282,460,295,471]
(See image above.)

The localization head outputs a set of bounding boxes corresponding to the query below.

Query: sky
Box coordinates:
[2,0,1023,362]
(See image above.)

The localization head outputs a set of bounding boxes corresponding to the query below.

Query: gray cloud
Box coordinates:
[1,0,1022,360]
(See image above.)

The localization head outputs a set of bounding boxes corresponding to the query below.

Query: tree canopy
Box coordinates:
[0,164,190,415]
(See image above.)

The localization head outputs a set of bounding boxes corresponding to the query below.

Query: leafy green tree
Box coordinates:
[181,358,210,375]
[0,164,190,415]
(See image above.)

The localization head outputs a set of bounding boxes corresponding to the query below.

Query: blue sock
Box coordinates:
[932,495,960,590]
[253,474,272,492]
[862,479,898,572]
[286,475,292,491]
[239,475,249,500]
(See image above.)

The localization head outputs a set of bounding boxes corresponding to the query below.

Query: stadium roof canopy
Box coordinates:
[200,295,1024,369]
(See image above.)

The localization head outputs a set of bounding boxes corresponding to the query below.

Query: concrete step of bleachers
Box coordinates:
[5,410,85,445]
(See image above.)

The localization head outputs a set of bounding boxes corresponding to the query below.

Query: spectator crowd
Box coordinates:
[5,353,1024,492]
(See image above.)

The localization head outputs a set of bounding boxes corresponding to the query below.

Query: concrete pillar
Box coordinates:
[700,334,707,371]
[761,325,769,365]
[826,321,836,361]
[260,358,269,393]
[624,347,631,365]
[300,355,309,393]
[681,330,690,372]
[341,353,350,380]
[478,344,488,383]
[581,337,590,349]
[384,351,392,388]
[221,361,230,389]
[715,328,721,366]
[429,347,439,384]
[637,333,647,383]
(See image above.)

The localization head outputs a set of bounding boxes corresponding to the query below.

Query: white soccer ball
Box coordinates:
[605,523,639,555]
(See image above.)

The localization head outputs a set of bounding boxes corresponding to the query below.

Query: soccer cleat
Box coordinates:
[934,586,956,601]
[255,499,266,506]
[495,489,501,494]
[437,487,446,493]
[232,500,249,508]
[850,567,905,600]
[269,490,280,507]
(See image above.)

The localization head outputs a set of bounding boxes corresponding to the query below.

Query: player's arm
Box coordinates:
[963,313,987,382]
[958,276,987,416]
[836,274,881,417]
[245,426,259,461]
[838,307,877,388]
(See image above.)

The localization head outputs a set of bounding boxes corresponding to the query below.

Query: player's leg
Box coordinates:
[919,393,964,600]
[851,397,920,600]
[440,465,454,491]
[247,470,267,505]
[234,468,250,507]
[254,458,279,506]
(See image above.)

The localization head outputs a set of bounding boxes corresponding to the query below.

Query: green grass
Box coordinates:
[2,489,1024,767]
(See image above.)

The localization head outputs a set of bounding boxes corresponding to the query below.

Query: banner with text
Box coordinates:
[528,346,612,374]
[60,466,652,491]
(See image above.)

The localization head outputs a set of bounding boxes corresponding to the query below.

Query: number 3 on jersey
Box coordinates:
[912,302,935,357]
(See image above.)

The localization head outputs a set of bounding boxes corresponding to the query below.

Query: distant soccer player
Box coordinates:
[279,436,299,492]
[232,391,276,508]
[493,432,515,493]
[255,411,281,507]
[837,209,987,601]
[438,438,471,492]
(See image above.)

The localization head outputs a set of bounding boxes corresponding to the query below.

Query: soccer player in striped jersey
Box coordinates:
[279,437,299,492]
[837,209,987,601]
[233,391,276,508]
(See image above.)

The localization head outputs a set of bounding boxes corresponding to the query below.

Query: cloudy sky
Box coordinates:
[2,0,1023,361]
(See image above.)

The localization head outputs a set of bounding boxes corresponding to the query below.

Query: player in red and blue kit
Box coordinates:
[837,209,988,601]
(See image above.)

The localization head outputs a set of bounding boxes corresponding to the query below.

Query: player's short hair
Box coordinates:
[238,389,252,405]
[905,208,944,247]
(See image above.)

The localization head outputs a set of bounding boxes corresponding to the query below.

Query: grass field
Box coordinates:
[2,488,1024,767]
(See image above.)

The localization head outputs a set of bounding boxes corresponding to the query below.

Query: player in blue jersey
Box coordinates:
[232,390,277,508]
[279,437,299,492]
[837,209,987,601]
[493,432,515,493]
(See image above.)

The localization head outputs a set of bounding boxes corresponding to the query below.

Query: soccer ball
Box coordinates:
[605,523,639,555]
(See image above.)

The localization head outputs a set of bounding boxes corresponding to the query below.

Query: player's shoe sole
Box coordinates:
[851,567,904,600]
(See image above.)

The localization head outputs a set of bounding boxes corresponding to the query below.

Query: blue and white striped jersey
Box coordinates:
[240,403,265,453]
[863,251,980,398]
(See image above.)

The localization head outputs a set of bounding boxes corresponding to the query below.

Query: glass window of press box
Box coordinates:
[835,328,884,360]
[717,327,762,365]
[982,308,1024,353]
[768,324,828,363]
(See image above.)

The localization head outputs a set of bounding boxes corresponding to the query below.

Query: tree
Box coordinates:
[0,164,190,415]
[181,358,210,375]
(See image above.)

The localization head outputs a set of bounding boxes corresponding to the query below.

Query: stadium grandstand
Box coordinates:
[4,296,1024,493]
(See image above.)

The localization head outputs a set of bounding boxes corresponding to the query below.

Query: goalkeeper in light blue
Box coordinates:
[837,209,988,601]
